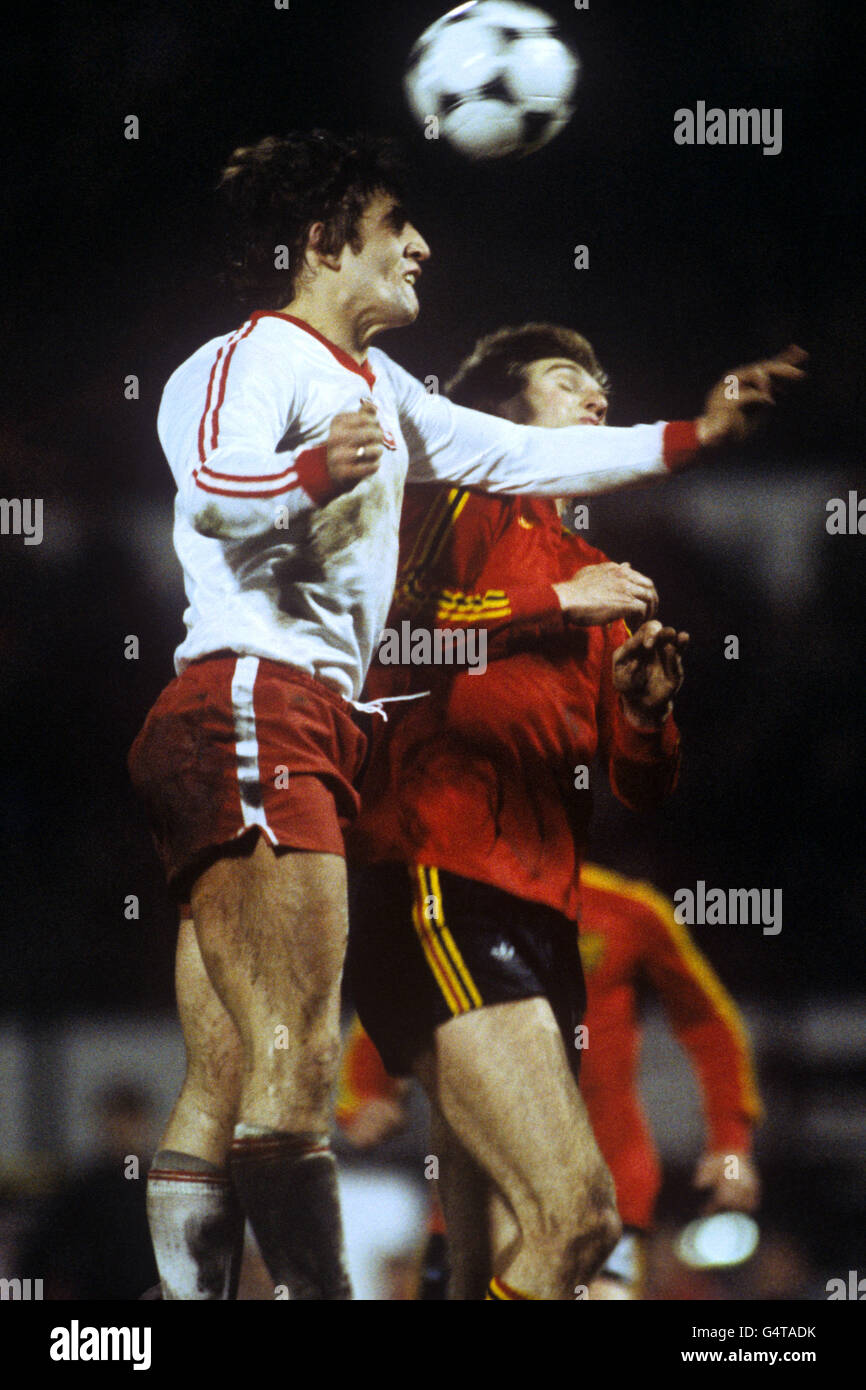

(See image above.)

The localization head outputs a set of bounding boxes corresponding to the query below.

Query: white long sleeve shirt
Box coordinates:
[158,311,692,700]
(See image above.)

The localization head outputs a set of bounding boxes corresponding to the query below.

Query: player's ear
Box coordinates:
[306,221,343,272]
[496,392,531,425]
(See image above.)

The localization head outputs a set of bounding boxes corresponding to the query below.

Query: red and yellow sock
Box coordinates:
[485,1276,537,1300]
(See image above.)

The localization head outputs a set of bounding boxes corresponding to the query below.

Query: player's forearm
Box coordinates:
[182,443,332,540]
[395,574,563,635]
[412,403,701,496]
[608,713,681,809]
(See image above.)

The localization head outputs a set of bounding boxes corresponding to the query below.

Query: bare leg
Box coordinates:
[190,837,347,1132]
[188,836,352,1297]
[147,918,244,1299]
[428,1104,490,1300]
[415,997,620,1300]
[161,917,242,1162]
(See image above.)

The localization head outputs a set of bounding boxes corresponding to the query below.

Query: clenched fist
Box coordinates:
[554,561,659,627]
[326,399,384,494]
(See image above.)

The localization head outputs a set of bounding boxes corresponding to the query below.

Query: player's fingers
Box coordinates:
[333,410,384,438]
[620,563,654,585]
[763,344,809,376]
[736,364,775,394]
[734,383,777,409]
[612,630,642,661]
[660,643,684,686]
[342,416,385,440]
[765,358,808,380]
[631,619,663,648]
[772,343,809,366]
[624,586,658,622]
[335,434,385,465]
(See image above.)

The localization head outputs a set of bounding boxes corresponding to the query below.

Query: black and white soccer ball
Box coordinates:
[404,1,579,160]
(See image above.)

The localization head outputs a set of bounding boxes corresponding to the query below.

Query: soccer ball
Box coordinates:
[404,1,579,160]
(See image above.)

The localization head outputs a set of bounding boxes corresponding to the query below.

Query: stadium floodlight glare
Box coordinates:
[675,1212,760,1270]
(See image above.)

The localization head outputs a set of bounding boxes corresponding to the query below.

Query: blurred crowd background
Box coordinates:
[1,0,863,1297]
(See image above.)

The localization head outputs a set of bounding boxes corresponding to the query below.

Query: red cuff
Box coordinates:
[294,445,334,506]
[663,420,701,472]
[708,1120,754,1154]
[614,704,680,759]
[508,583,563,626]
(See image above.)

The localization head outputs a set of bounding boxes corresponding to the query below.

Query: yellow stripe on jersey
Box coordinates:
[398,488,452,579]
[397,488,512,623]
[399,487,470,586]
[434,588,511,623]
[580,863,762,1123]
[410,866,483,1016]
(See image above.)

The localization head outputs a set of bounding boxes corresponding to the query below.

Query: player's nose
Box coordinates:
[582,392,607,420]
[406,225,431,262]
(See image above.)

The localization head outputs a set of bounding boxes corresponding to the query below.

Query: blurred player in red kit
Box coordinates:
[129,131,795,1300]
[338,862,761,1299]
[563,863,760,1297]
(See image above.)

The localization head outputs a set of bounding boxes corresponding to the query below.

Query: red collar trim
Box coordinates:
[251,312,376,389]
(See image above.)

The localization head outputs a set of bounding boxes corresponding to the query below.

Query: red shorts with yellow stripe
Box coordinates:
[345,862,586,1079]
[128,653,368,899]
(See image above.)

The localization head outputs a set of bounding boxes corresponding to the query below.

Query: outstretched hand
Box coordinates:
[696,344,808,448]
[612,621,689,728]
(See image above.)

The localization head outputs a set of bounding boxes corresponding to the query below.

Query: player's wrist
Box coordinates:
[663,419,703,469]
[621,696,673,730]
[295,444,336,506]
[552,579,571,612]
[694,414,725,448]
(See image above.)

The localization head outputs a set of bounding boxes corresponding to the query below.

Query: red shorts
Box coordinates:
[128,654,368,898]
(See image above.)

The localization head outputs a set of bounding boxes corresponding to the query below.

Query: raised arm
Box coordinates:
[378,345,807,498]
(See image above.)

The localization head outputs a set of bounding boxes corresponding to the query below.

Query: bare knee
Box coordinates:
[251,1031,341,1127]
[518,1160,621,1290]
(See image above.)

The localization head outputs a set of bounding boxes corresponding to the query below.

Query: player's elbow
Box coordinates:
[189,494,273,542]
[191,500,238,540]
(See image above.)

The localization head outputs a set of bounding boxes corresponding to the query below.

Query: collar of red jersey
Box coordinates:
[250,311,377,389]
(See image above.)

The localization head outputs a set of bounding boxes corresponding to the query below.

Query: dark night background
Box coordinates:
[1,0,864,1304]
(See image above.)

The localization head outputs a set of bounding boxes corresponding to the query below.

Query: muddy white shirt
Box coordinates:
[158,311,690,700]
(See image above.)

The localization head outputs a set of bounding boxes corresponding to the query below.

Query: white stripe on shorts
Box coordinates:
[230,656,278,843]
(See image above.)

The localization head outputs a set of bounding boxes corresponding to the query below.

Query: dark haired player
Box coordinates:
[129,130,804,1299]
[345,323,776,1299]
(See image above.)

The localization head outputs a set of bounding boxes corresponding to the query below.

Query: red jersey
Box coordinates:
[578,863,762,1229]
[349,485,680,921]
[334,1014,403,1131]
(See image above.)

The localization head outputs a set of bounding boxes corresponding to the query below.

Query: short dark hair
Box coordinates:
[217,130,408,308]
[445,323,610,412]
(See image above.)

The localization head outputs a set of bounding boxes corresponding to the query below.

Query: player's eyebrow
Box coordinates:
[542,360,588,379]
[382,200,410,232]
